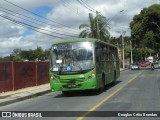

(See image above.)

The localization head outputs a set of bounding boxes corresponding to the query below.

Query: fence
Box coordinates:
[0,61,49,93]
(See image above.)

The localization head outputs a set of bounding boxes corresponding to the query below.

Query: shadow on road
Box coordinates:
[54,81,122,98]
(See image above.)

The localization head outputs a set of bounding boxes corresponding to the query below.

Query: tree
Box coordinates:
[34,46,44,61]
[2,56,11,61]
[9,48,23,61]
[132,48,155,61]
[43,49,50,60]
[0,46,50,61]
[79,12,110,42]
[20,50,35,61]
[130,4,160,61]
[130,4,160,57]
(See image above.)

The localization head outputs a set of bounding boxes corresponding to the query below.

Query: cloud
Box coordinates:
[0,0,156,57]
[46,2,89,30]
[0,0,58,10]
[0,19,25,37]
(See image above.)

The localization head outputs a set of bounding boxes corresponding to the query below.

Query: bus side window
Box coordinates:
[103,47,106,61]
[95,47,100,62]
[102,48,105,61]
[105,47,109,61]
[100,44,104,61]
[111,49,115,61]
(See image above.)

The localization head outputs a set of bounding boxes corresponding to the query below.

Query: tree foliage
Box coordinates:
[0,47,50,61]
[79,12,110,42]
[130,4,160,56]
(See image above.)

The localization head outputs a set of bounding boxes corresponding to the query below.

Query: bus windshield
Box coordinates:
[50,42,95,74]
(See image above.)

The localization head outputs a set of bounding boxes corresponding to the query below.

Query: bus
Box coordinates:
[49,38,120,95]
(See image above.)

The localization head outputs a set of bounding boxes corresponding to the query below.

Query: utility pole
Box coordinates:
[130,40,133,64]
[122,31,126,69]
[97,10,124,41]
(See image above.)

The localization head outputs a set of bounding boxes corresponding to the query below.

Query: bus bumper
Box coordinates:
[50,78,97,91]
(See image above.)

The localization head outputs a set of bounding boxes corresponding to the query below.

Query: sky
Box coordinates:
[0,0,159,57]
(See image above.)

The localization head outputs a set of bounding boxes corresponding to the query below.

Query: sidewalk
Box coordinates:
[0,84,50,107]
[120,68,126,71]
[0,68,127,107]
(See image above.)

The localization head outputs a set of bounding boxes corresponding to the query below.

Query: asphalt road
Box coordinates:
[0,68,160,120]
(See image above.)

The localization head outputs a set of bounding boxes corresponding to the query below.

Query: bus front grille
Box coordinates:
[59,78,84,83]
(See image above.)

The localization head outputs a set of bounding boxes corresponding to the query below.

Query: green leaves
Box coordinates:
[1,47,50,61]
[79,13,110,42]
[130,4,160,57]
[79,24,90,30]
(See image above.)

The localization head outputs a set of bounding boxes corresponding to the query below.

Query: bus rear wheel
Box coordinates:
[99,74,105,93]
[112,71,116,85]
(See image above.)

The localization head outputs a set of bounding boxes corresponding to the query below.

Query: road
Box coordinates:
[0,68,160,120]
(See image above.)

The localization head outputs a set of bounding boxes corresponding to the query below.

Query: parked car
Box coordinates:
[130,63,140,70]
[140,62,147,67]
[145,60,150,65]
[154,59,158,64]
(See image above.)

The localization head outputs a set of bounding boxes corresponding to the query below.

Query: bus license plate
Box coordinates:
[67,84,76,88]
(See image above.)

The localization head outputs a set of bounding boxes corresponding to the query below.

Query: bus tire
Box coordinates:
[112,71,116,85]
[99,74,105,92]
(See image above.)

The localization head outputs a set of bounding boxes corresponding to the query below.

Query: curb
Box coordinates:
[120,68,129,72]
[0,90,51,107]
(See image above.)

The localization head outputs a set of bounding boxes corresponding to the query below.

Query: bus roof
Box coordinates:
[52,38,117,48]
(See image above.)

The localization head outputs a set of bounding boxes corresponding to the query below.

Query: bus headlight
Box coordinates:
[50,76,59,83]
[88,73,95,80]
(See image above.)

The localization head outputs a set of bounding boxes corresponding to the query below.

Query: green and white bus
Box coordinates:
[49,38,120,95]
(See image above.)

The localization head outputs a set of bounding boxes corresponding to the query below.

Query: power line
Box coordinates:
[78,0,96,13]
[0,7,79,36]
[0,14,65,39]
[67,0,87,15]
[3,0,79,32]
[0,14,74,39]
[1,14,77,37]
[0,11,78,37]
[61,0,78,15]
[60,0,84,15]
[76,0,96,13]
